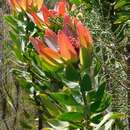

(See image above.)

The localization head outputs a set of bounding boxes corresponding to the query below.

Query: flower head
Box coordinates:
[30,15,93,70]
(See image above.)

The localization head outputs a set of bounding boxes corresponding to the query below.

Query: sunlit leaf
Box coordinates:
[115,0,130,9]
[50,92,79,106]
[57,112,83,122]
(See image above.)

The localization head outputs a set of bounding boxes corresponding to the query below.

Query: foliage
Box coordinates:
[5,0,126,130]
[114,0,130,24]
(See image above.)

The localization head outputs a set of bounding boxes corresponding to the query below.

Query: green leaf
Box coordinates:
[80,47,92,69]
[4,15,17,27]
[94,60,101,76]
[95,120,115,130]
[50,92,79,106]
[26,21,35,31]
[90,113,103,124]
[4,15,20,34]
[20,121,32,129]
[114,0,130,9]
[34,54,62,72]
[9,31,19,44]
[91,82,107,112]
[48,119,69,130]
[69,123,83,130]
[41,128,53,130]
[48,119,83,130]
[58,112,83,122]
[17,79,32,92]
[62,80,79,89]
[95,94,111,113]
[96,82,106,98]
[31,62,46,78]
[111,113,126,119]
[94,112,124,130]
[40,94,60,116]
[94,112,113,130]
[114,15,130,24]
[65,64,79,81]
[80,73,92,91]
[9,32,23,61]
[69,0,82,5]
[87,90,96,102]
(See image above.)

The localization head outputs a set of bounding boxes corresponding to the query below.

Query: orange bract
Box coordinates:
[30,37,62,66]
[58,31,78,61]
[8,0,43,11]
[76,21,93,48]
[30,1,67,27]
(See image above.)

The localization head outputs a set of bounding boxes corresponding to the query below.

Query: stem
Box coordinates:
[33,91,43,130]
[38,109,43,130]
[81,90,90,129]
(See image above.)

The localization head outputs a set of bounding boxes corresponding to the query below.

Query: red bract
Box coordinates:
[30,1,67,27]
[8,0,43,11]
